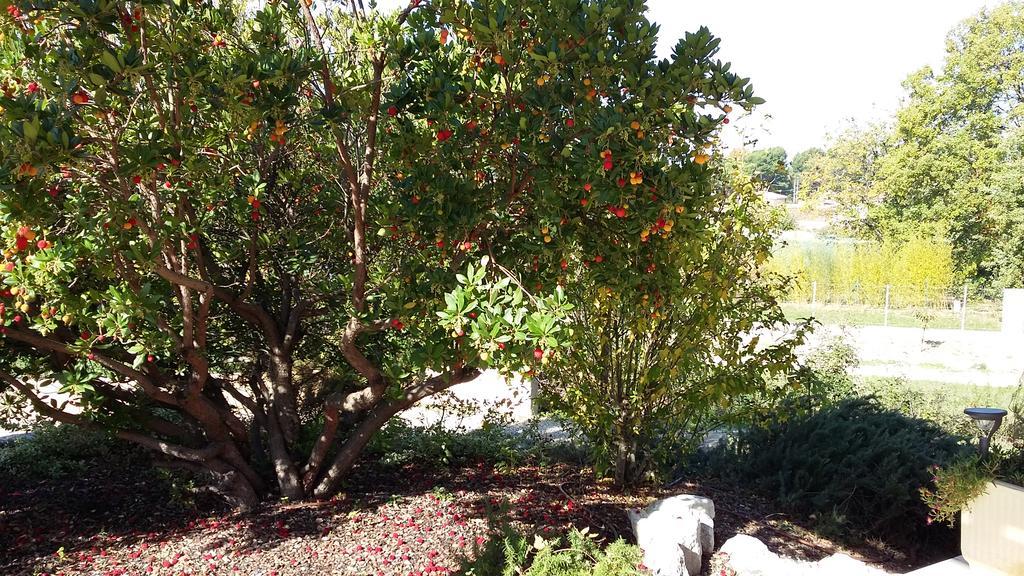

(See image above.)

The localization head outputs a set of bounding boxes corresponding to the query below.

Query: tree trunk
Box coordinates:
[312,402,401,499]
[614,433,640,488]
[206,460,262,511]
[268,349,299,444]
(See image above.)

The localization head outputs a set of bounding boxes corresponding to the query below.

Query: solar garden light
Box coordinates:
[964,407,1008,456]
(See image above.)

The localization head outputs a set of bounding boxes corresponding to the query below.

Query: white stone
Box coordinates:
[629,494,715,576]
[720,535,807,576]
[719,535,892,576]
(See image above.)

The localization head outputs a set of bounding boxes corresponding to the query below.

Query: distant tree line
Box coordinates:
[746,2,1024,295]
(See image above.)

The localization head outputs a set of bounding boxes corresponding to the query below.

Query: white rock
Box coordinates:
[629,494,715,576]
[720,534,809,576]
[720,535,892,576]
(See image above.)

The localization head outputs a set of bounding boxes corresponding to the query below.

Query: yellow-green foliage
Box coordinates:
[768,237,954,307]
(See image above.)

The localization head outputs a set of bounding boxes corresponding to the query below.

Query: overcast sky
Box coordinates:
[375,0,1002,154]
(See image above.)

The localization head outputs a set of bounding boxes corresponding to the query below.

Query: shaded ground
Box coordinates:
[0,443,947,576]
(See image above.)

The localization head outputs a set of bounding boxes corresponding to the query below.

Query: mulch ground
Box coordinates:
[1,455,938,576]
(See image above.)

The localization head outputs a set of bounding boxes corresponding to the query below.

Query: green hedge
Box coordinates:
[701,398,969,547]
[768,237,955,307]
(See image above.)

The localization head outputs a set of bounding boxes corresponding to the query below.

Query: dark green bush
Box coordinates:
[702,398,970,545]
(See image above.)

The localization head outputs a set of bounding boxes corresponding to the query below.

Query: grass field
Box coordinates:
[783,302,1002,331]
[861,377,1018,406]
[859,376,1019,439]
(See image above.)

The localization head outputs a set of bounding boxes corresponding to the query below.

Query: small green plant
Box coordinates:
[920,453,1001,525]
[431,485,455,503]
[462,526,648,576]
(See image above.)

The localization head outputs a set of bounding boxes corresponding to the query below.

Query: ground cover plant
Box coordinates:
[0,0,758,508]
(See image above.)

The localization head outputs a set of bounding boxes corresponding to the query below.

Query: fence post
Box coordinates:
[961,284,968,331]
[884,284,891,326]
[812,281,817,307]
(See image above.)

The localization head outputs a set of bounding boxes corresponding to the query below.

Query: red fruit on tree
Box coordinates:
[565,118,574,127]
[132,175,142,185]
[533,348,544,361]
[580,198,589,206]
[387,105,398,116]
[583,183,592,191]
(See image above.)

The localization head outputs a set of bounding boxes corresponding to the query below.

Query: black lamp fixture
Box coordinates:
[964,407,1008,455]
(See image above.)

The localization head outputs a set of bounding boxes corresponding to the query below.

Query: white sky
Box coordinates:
[376,0,1003,155]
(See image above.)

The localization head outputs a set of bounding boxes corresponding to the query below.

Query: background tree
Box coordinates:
[871,2,1024,284]
[0,0,758,506]
[797,124,887,228]
[790,147,823,176]
[742,146,792,193]
[987,127,1024,290]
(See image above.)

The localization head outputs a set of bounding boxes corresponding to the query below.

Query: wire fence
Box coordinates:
[781,281,1003,331]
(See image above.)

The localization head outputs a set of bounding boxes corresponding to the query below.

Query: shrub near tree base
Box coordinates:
[546,173,810,487]
[0,0,757,507]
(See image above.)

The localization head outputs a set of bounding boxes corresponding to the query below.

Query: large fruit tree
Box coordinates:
[0,0,757,506]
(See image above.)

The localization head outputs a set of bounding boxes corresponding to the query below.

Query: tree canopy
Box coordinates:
[0,0,760,506]
[742,146,792,194]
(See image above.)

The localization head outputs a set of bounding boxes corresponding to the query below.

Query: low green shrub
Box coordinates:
[0,423,144,483]
[728,337,856,429]
[461,526,648,576]
[701,398,970,545]
[365,419,557,470]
